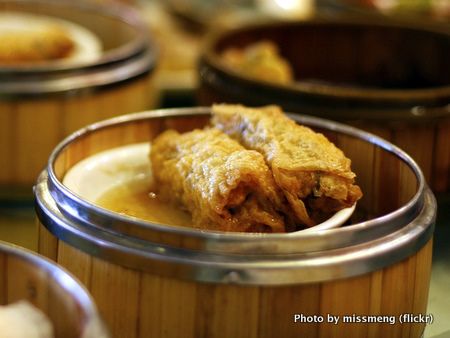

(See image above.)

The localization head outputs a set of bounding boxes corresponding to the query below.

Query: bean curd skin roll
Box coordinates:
[0,25,75,63]
[211,104,363,227]
[150,127,292,233]
[221,40,294,85]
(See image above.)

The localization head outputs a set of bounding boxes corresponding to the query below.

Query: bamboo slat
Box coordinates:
[378,245,419,337]
[367,269,384,338]
[432,122,450,193]
[393,127,435,189]
[0,103,15,183]
[374,147,401,216]
[258,284,321,338]
[15,99,62,184]
[62,93,105,137]
[56,240,93,289]
[0,252,6,305]
[90,257,141,336]
[154,277,197,337]
[37,222,58,262]
[410,237,434,338]
[208,284,260,338]
[138,274,166,337]
[318,274,372,337]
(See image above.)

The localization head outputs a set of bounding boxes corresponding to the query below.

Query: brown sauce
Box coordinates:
[95,182,193,228]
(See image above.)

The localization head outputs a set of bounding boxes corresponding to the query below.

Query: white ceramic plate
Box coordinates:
[63,143,355,231]
[0,12,102,64]
[63,143,151,203]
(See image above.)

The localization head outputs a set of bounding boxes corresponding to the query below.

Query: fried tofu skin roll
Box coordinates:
[150,127,289,233]
[221,40,294,84]
[0,25,74,63]
[212,104,363,227]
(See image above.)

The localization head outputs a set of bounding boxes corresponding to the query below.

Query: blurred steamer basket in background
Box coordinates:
[197,17,450,195]
[0,239,109,337]
[35,107,436,337]
[0,0,158,202]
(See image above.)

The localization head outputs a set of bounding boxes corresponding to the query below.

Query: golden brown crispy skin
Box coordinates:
[150,127,289,233]
[0,25,74,63]
[211,104,363,227]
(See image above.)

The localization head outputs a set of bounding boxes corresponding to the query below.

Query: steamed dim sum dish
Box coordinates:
[221,40,293,84]
[0,12,102,64]
[150,104,362,232]
[0,25,74,63]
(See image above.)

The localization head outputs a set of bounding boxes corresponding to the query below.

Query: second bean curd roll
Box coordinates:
[150,127,293,233]
[211,104,363,227]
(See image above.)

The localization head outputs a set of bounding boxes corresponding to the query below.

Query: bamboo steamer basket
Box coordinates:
[197,18,450,195]
[35,107,436,338]
[0,0,158,202]
[0,240,109,337]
